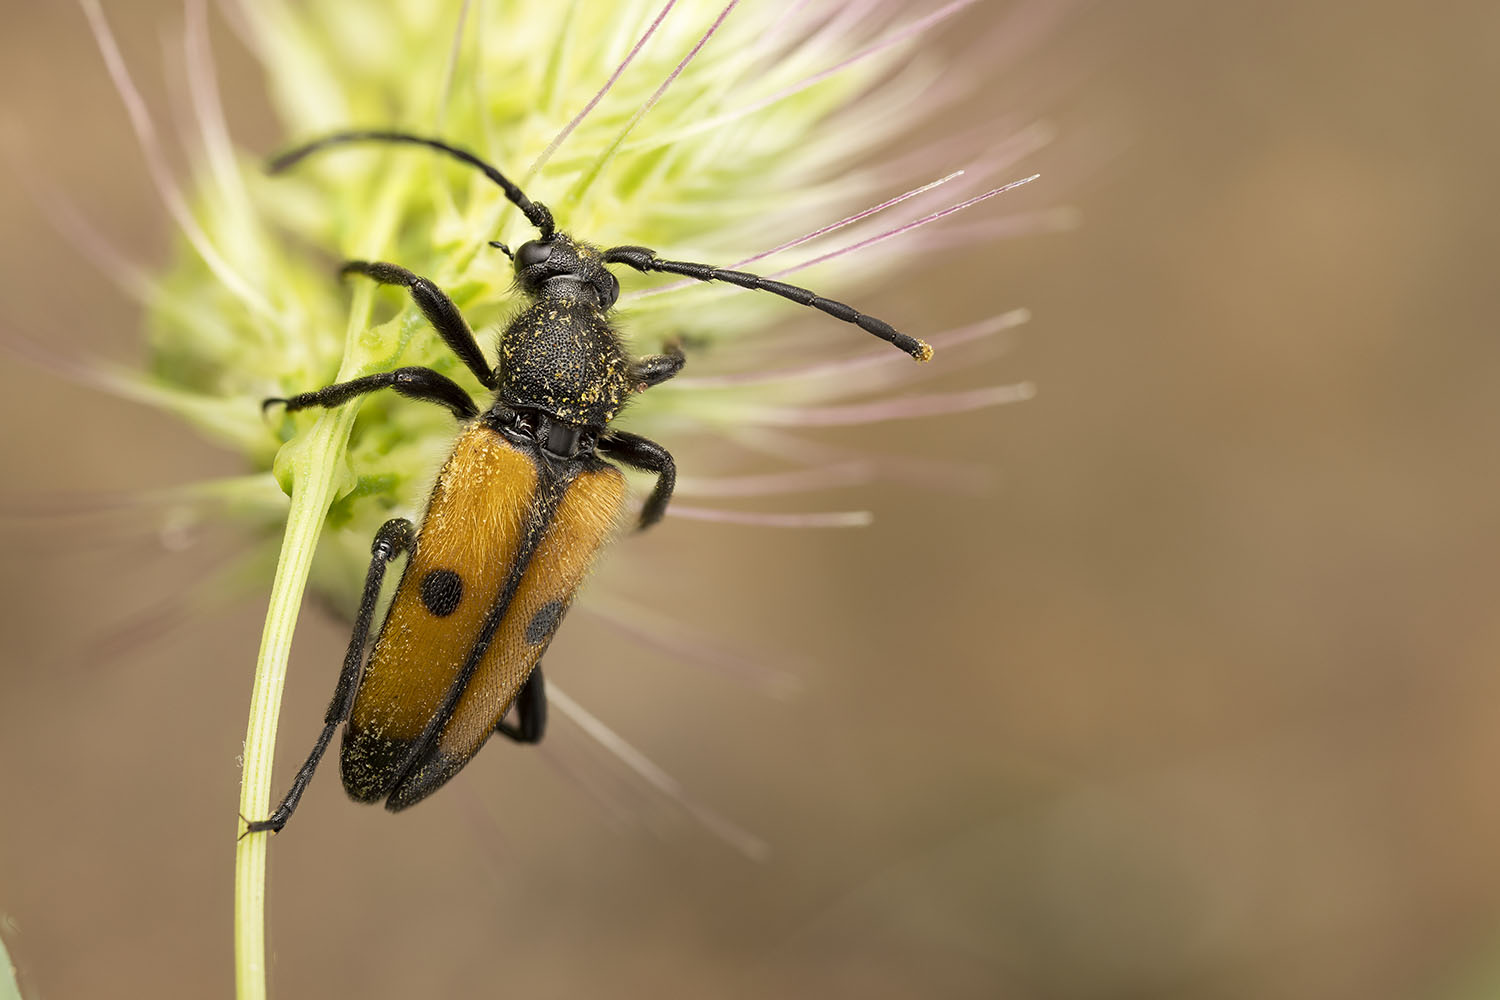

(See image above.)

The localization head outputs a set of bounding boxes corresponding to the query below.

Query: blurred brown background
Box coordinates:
[4,1,1499,998]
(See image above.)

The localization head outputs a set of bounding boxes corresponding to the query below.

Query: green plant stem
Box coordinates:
[232,404,356,1000]
[229,153,409,997]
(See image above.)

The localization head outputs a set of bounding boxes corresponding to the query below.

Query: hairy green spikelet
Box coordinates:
[78,3,1050,996]
[110,0,1040,610]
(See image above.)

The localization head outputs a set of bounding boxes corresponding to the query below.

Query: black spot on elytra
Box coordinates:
[525,600,565,644]
[419,568,463,617]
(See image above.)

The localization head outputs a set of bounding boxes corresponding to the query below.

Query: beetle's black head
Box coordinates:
[504,233,620,311]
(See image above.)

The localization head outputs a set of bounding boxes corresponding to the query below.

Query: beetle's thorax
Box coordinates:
[494,293,633,428]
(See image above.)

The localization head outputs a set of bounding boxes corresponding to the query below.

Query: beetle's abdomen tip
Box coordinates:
[340,729,413,803]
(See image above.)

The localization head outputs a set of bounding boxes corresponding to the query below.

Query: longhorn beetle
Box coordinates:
[244,131,932,834]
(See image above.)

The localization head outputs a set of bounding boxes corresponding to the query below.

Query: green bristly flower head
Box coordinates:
[82,3,1049,996]
[93,0,1041,612]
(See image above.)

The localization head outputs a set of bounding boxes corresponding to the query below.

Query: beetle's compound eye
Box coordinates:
[514,240,553,271]
[597,270,620,310]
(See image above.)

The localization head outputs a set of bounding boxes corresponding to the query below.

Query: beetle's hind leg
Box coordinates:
[242,518,414,836]
[341,260,497,389]
[600,431,676,531]
[494,667,548,744]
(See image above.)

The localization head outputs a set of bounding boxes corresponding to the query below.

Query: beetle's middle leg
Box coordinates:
[242,517,414,836]
[599,431,676,531]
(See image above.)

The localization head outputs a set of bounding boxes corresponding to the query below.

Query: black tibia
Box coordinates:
[602,245,930,361]
[630,342,686,389]
[600,431,676,531]
[265,367,478,421]
[341,260,496,388]
[243,518,415,836]
[494,667,547,744]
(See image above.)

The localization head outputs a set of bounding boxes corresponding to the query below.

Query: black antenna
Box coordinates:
[268,130,555,239]
[603,246,933,362]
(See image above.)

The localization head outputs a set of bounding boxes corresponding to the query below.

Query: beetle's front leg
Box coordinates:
[630,341,685,391]
[341,260,497,389]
